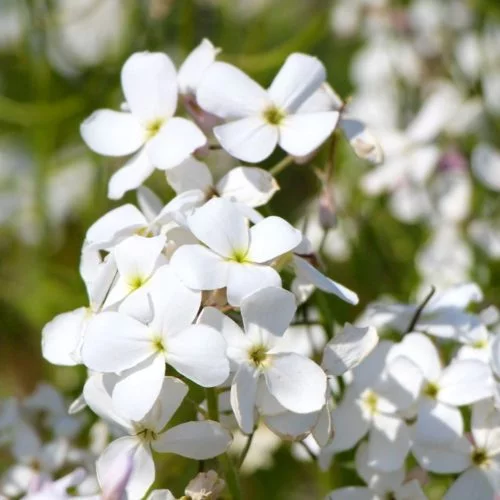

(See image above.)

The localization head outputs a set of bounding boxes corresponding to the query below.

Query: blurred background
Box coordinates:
[1,0,500,497]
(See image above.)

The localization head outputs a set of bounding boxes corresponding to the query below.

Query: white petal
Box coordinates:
[197,306,247,350]
[241,286,296,342]
[154,190,205,226]
[427,282,483,310]
[165,157,213,194]
[166,325,229,387]
[438,360,493,406]
[216,167,279,208]
[97,437,155,500]
[80,110,144,156]
[187,197,249,258]
[268,53,326,112]
[214,117,278,163]
[264,410,319,441]
[369,414,410,472]
[231,364,259,434]
[226,262,281,307]
[114,234,165,283]
[42,308,87,366]
[312,404,334,447]
[326,487,374,500]
[112,355,166,421]
[143,376,188,433]
[471,399,500,455]
[293,256,359,305]
[471,143,500,191]
[147,265,201,335]
[246,216,302,263]
[108,147,155,200]
[322,323,378,376]
[355,441,405,494]
[85,204,147,250]
[444,467,495,500]
[415,399,463,444]
[137,186,163,221]
[196,61,270,119]
[170,244,229,290]
[386,332,441,382]
[340,118,383,164]
[328,399,370,452]
[278,111,339,157]
[147,490,177,500]
[83,374,133,432]
[264,353,326,414]
[82,311,152,372]
[178,39,219,94]
[148,117,206,170]
[412,433,472,473]
[153,421,231,459]
[121,52,178,122]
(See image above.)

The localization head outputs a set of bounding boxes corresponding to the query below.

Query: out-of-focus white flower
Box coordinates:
[170,197,302,306]
[197,54,339,162]
[81,52,206,199]
[84,375,231,499]
[412,399,500,499]
[326,442,426,500]
[81,265,229,420]
[471,143,500,192]
[388,333,494,445]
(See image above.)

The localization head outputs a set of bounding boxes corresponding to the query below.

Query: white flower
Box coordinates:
[170,197,302,306]
[326,442,426,500]
[321,342,414,472]
[80,52,206,199]
[84,375,232,499]
[412,399,500,499]
[196,53,340,162]
[166,157,279,211]
[22,467,87,500]
[322,323,379,376]
[199,287,328,434]
[81,265,229,420]
[471,143,500,192]
[388,333,494,445]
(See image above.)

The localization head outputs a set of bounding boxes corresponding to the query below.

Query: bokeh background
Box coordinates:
[1,0,500,497]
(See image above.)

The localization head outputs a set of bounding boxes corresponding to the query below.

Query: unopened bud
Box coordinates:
[318,187,337,230]
[185,470,226,500]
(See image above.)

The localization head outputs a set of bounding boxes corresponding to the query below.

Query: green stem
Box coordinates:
[405,286,436,334]
[205,387,219,421]
[219,452,242,500]
[205,388,242,500]
[269,155,294,176]
[238,432,255,469]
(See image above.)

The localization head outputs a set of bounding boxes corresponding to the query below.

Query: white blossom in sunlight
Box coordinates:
[80,52,206,199]
[84,375,231,499]
[197,53,340,162]
[200,287,328,434]
[82,265,229,420]
[170,197,302,306]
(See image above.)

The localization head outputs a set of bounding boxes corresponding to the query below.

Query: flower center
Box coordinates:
[128,275,147,291]
[363,390,378,415]
[230,249,249,263]
[152,335,165,353]
[472,338,488,349]
[471,448,489,467]
[137,427,158,443]
[248,345,268,367]
[262,105,285,126]
[145,118,165,139]
[423,381,439,399]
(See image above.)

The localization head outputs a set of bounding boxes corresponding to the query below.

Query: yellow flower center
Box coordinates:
[363,390,378,415]
[423,381,439,399]
[262,106,285,126]
[471,448,489,467]
[127,275,147,291]
[145,118,165,139]
[248,345,268,368]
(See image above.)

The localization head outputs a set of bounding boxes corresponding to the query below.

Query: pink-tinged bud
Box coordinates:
[318,186,337,230]
[183,94,222,135]
[438,149,468,173]
[185,470,226,500]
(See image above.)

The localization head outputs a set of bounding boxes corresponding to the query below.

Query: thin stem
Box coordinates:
[238,432,255,469]
[219,453,242,500]
[205,387,219,421]
[405,286,436,334]
[269,155,294,176]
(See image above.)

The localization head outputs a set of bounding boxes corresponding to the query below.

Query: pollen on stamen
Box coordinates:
[262,106,285,126]
[423,381,439,399]
[471,448,489,467]
[128,275,146,290]
[152,336,165,353]
[145,118,164,139]
[248,345,268,368]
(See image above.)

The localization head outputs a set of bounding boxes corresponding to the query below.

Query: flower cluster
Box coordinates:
[37,40,382,499]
